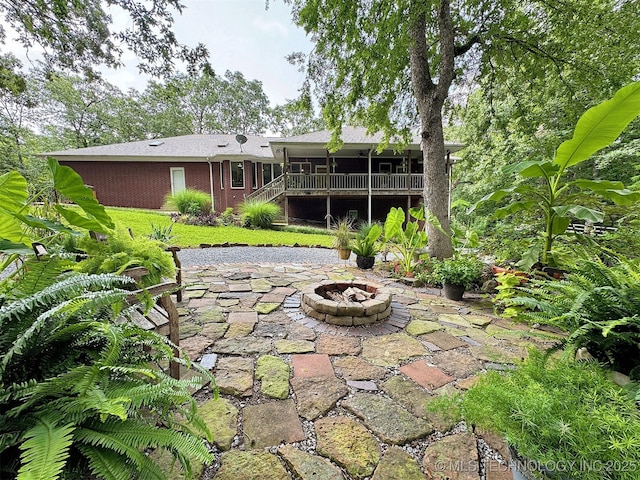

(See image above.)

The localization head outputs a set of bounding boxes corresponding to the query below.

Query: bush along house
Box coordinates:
[44,126,464,226]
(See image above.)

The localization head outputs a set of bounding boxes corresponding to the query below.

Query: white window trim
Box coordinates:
[220,162,224,189]
[379,162,392,174]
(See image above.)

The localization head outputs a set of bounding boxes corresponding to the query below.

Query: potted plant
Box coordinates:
[332,216,354,260]
[458,350,640,480]
[350,222,383,269]
[433,254,484,300]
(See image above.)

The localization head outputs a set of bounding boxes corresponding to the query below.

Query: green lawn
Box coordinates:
[105,207,334,248]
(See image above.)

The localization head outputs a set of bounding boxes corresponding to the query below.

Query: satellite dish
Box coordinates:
[235,134,247,152]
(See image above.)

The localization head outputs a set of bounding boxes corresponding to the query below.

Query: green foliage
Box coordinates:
[350,222,382,258]
[432,255,484,289]
[461,351,640,480]
[0,268,214,479]
[504,254,640,377]
[0,159,114,273]
[238,200,281,229]
[75,229,176,287]
[147,222,176,244]
[473,82,640,268]
[332,216,354,250]
[383,206,428,273]
[164,189,212,216]
[220,207,237,226]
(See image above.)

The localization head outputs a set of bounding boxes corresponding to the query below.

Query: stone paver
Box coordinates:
[278,445,346,480]
[372,446,426,480]
[361,333,427,366]
[420,330,467,350]
[316,334,362,355]
[215,356,254,396]
[400,360,455,390]
[198,398,237,451]
[255,355,290,399]
[291,375,348,420]
[175,261,550,479]
[315,416,381,479]
[333,356,387,380]
[291,353,334,378]
[423,432,480,480]
[342,393,433,444]
[214,450,290,480]
[242,399,305,449]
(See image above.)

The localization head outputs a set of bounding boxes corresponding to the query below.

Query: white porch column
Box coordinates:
[367,148,372,224]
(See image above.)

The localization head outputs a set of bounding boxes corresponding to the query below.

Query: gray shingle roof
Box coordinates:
[271,126,465,152]
[42,134,277,160]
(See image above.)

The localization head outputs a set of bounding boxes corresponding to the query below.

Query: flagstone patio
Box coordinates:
[171,261,556,480]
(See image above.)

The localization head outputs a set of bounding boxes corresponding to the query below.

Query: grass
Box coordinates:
[105,207,333,248]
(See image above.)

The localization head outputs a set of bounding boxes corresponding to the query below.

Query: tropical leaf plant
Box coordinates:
[383,206,428,273]
[0,158,115,270]
[471,81,640,268]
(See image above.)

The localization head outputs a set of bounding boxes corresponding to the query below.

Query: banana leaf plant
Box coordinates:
[0,157,114,272]
[472,81,640,269]
[383,206,428,273]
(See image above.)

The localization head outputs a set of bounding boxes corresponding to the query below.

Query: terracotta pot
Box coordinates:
[443,282,465,301]
[337,248,351,260]
[356,255,375,270]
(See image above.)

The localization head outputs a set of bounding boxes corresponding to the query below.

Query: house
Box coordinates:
[44,127,464,226]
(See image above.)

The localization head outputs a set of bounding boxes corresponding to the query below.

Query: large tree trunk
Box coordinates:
[408,0,455,259]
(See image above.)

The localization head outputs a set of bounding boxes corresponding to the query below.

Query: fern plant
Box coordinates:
[75,228,176,287]
[504,254,640,378]
[0,262,215,479]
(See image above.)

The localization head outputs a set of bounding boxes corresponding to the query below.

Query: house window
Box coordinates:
[396,164,407,174]
[315,165,328,174]
[262,163,284,185]
[231,161,244,188]
[170,167,186,195]
[290,162,311,174]
[379,163,392,174]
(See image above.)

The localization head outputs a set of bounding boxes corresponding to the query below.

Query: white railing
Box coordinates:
[245,175,285,203]
[287,173,423,191]
[248,173,425,199]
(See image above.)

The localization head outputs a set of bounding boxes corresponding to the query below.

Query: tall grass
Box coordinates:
[164,188,211,215]
[238,200,281,229]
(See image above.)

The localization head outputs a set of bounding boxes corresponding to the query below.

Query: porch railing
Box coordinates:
[245,173,424,203]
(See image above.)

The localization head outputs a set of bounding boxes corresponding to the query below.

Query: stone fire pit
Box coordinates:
[300,280,393,326]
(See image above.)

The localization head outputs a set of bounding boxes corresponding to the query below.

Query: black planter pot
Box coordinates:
[356,255,375,269]
[443,282,465,301]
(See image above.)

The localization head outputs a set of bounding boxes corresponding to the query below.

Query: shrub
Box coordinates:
[504,254,640,378]
[459,351,640,480]
[239,200,281,229]
[164,189,212,215]
[220,207,237,226]
[183,212,219,226]
[75,228,176,287]
[431,254,484,289]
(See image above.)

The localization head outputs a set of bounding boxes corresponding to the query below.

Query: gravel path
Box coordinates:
[176,246,346,267]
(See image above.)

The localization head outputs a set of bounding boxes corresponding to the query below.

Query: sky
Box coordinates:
[7,0,313,107]
[103,0,313,106]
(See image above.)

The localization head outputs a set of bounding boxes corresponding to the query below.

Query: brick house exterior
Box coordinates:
[44,127,464,225]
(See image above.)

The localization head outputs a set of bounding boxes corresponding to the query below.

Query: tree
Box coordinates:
[0,0,210,90]
[287,0,640,258]
[270,92,325,136]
